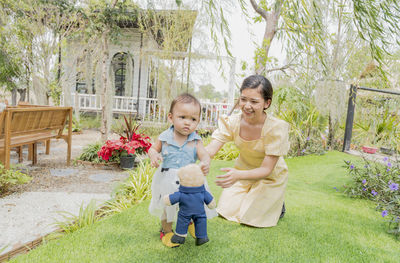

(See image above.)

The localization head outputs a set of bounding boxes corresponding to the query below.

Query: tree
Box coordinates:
[196,83,223,101]
[0,0,84,105]
[203,0,400,147]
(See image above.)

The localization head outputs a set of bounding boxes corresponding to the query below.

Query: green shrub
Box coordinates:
[197,128,214,138]
[140,123,170,138]
[80,115,101,129]
[214,141,240,161]
[344,157,400,238]
[72,116,82,132]
[99,159,156,217]
[50,200,100,238]
[0,164,32,195]
[77,141,105,163]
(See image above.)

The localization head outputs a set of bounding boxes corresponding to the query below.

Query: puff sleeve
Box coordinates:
[264,119,290,156]
[211,114,236,143]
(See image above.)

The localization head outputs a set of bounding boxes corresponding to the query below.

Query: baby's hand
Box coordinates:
[199,161,210,175]
[149,152,163,168]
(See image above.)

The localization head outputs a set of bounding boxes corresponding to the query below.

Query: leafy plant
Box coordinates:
[51,200,101,237]
[99,160,156,217]
[214,142,240,161]
[72,115,82,132]
[80,115,101,129]
[77,141,104,163]
[0,164,31,195]
[113,114,140,140]
[344,157,400,238]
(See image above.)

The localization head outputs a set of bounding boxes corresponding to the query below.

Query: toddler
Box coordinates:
[148,93,217,247]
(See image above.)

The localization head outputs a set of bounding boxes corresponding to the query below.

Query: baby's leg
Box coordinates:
[160,211,179,247]
[161,210,173,233]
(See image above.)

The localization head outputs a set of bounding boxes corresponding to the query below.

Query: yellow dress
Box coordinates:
[212,113,290,227]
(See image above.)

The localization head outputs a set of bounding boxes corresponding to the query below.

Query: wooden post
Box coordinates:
[28,144,33,161]
[67,108,72,165]
[32,142,37,165]
[17,146,23,163]
[4,110,12,169]
[342,85,358,152]
[45,140,50,155]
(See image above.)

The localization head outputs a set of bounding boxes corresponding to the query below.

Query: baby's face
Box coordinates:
[168,102,200,137]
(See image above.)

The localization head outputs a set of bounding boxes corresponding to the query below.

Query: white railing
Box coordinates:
[61,93,231,128]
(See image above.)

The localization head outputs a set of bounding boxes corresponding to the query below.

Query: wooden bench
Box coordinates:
[0,106,72,169]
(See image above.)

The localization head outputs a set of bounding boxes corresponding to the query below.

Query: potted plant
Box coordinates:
[361,133,377,154]
[98,115,152,169]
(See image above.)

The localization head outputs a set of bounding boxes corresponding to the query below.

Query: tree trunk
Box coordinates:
[250,0,283,75]
[100,0,119,142]
[11,87,17,105]
[327,114,337,149]
[17,88,26,102]
[100,31,110,142]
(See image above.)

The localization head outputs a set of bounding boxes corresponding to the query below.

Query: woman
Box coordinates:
[206,75,290,227]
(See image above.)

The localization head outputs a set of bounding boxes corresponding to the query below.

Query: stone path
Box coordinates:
[0,130,132,257]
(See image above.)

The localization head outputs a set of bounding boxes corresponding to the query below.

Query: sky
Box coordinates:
[195,5,286,94]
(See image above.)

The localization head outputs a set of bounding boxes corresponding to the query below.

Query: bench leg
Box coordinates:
[17,146,23,163]
[0,150,4,166]
[4,147,10,170]
[28,144,33,161]
[45,140,50,155]
[32,143,37,165]
[67,141,71,166]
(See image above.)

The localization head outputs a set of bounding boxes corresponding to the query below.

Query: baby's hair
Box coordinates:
[169,93,201,115]
[229,74,273,115]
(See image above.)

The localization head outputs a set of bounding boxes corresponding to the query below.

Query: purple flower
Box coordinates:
[371,190,377,196]
[387,162,392,167]
[362,187,367,191]
[389,183,399,191]
[301,149,306,153]
[383,157,388,162]
[382,210,388,217]
[306,136,310,141]
[362,179,367,184]
[333,187,338,192]
[350,165,354,169]
[386,168,390,172]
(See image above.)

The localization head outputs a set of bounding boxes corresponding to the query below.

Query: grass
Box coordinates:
[12,152,400,262]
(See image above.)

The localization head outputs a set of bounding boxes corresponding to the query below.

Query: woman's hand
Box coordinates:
[215,167,241,188]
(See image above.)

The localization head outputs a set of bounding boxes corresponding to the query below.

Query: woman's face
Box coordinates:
[239,88,270,120]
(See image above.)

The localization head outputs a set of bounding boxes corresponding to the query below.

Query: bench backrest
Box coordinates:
[0,106,72,138]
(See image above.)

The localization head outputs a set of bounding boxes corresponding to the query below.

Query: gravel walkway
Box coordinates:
[0,130,130,257]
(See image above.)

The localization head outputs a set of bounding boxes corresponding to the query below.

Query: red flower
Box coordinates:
[98,132,152,162]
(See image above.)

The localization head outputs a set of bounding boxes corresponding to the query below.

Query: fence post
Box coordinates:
[342,85,358,152]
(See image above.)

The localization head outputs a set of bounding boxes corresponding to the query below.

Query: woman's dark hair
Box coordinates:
[240,74,273,102]
[229,75,273,115]
[169,93,201,116]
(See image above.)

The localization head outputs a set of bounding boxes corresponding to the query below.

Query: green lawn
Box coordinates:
[12,152,400,262]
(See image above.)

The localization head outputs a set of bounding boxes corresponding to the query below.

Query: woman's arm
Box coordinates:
[147,139,163,167]
[204,139,225,159]
[215,155,279,188]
